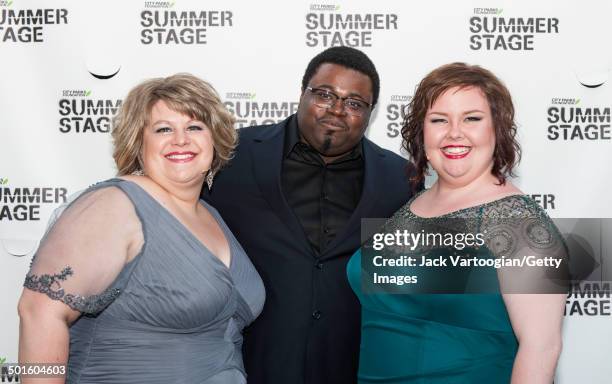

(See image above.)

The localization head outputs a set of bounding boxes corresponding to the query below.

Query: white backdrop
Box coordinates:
[1,0,611,382]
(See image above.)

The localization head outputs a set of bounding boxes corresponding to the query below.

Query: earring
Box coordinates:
[133,154,145,176]
[206,170,215,189]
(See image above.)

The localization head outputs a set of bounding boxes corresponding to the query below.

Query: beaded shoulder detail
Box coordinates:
[395,193,544,221]
[384,193,562,257]
[24,267,120,314]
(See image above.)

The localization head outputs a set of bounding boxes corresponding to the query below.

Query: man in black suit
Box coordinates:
[204,46,418,384]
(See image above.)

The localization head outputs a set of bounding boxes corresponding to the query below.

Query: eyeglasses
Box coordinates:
[305,87,372,117]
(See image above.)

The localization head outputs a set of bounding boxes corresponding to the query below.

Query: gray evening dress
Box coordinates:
[24,178,265,383]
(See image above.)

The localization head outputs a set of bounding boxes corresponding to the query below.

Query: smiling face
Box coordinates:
[424,86,496,187]
[297,63,373,162]
[141,100,214,187]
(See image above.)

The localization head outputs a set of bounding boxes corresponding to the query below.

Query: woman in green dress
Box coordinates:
[347,63,567,383]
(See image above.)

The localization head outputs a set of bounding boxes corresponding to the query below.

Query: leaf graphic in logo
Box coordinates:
[0,357,6,364]
[169,1,175,7]
[7,1,13,6]
[0,178,8,185]
[575,99,580,105]
[335,5,341,11]
[250,93,256,99]
[85,90,92,97]
[497,9,503,14]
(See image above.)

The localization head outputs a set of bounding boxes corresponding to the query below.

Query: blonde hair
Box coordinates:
[112,73,236,176]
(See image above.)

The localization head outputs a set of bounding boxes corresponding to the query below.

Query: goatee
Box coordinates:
[320,136,332,153]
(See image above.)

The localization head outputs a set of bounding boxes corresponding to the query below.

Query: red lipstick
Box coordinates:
[441,145,471,160]
[164,151,196,163]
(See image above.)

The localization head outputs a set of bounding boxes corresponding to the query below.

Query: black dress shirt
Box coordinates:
[281,117,364,254]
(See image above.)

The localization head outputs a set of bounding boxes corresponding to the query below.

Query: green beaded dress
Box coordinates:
[347,193,565,383]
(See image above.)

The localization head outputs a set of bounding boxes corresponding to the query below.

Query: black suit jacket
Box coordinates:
[203,115,416,384]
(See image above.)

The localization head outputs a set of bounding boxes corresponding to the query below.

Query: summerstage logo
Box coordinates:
[0,3,69,43]
[528,194,556,211]
[385,94,411,139]
[0,357,20,382]
[469,8,559,50]
[224,92,298,128]
[566,282,611,316]
[547,97,610,141]
[0,178,67,221]
[140,1,233,45]
[58,89,122,133]
[305,4,398,47]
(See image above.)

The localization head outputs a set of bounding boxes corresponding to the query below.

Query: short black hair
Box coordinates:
[301,46,380,107]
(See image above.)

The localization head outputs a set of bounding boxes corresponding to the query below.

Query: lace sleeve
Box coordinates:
[482,196,570,294]
[23,185,143,314]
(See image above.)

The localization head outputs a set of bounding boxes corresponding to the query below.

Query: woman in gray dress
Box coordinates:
[17,73,265,384]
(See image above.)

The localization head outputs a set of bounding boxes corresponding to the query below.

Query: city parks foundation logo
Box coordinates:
[140,1,233,44]
[469,8,559,50]
[0,2,68,43]
[305,4,398,47]
[384,94,411,139]
[58,89,122,133]
[0,178,67,222]
[224,92,298,128]
[547,97,610,141]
